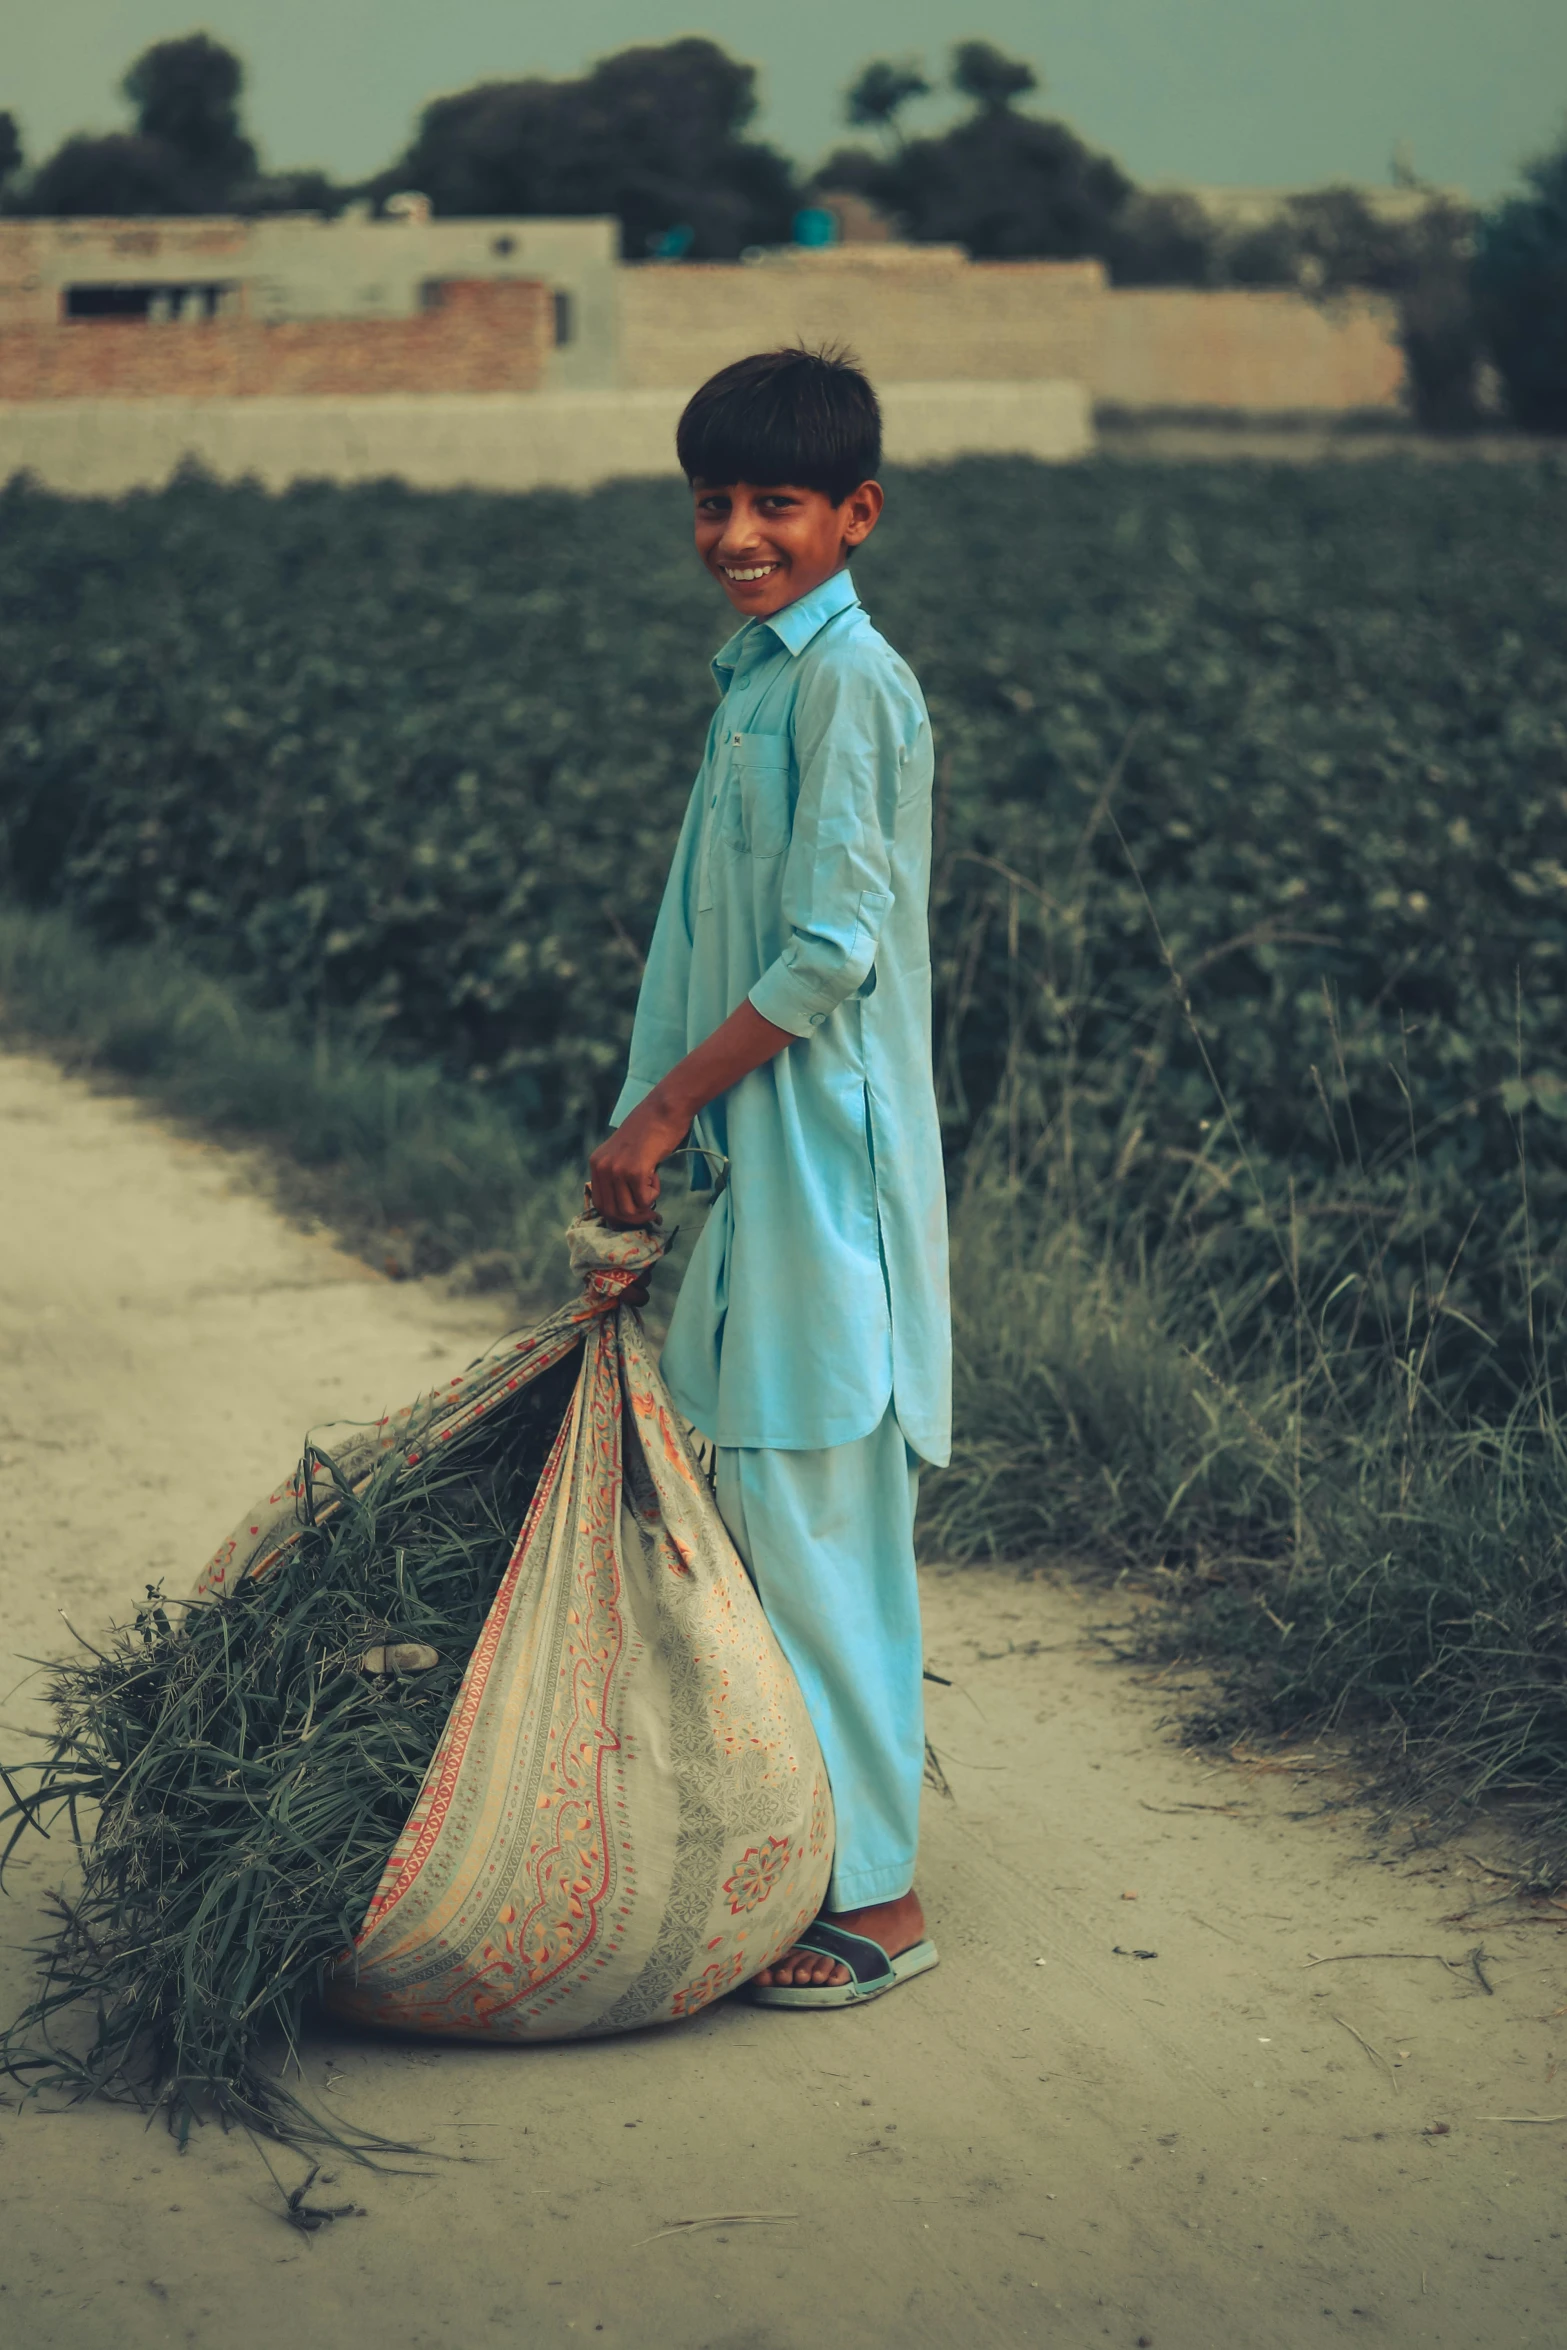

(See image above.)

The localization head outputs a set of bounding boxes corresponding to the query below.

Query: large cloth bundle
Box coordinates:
[196,1211,834,2040]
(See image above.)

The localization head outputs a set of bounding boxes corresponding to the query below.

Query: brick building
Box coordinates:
[0,214,617,391]
[0,278,553,400]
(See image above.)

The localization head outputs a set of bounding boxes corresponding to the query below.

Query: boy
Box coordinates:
[589,346,949,2006]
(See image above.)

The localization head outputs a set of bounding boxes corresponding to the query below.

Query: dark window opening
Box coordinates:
[65,282,236,322]
[553,289,574,346]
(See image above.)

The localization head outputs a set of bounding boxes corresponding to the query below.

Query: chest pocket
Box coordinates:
[722,732,793,861]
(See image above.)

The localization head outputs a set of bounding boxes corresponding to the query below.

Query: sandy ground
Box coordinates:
[1,1047,1564,2350]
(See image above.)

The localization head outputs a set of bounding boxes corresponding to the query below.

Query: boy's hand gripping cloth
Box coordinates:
[193,1211,834,2039]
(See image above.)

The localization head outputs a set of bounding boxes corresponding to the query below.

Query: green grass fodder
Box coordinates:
[0,1348,579,2147]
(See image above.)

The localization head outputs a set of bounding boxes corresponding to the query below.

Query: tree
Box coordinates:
[1106,191,1217,287]
[950,40,1038,112]
[378,38,796,257]
[1272,187,1414,293]
[1198,184,1484,427]
[1265,189,1484,432]
[24,131,186,217]
[845,60,930,147]
[845,43,1129,261]
[1475,135,1567,432]
[16,32,258,215]
[14,34,341,217]
[1395,201,1483,432]
[0,112,21,195]
[879,112,1128,258]
[122,33,256,201]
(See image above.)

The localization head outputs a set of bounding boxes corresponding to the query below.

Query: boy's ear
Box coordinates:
[840,480,884,548]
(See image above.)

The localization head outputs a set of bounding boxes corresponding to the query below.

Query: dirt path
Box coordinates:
[1,1048,1562,2350]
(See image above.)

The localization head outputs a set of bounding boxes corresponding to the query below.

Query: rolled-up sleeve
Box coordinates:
[609,776,704,1124]
[748,651,915,1039]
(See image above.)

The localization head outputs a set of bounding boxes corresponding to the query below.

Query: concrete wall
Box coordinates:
[619,253,1106,392]
[0,280,552,400]
[1096,288,1404,415]
[0,379,1092,498]
[0,216,620,390]
[619,258,1405,417]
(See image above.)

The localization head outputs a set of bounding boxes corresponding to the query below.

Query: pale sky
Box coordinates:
[5,1,1566,203]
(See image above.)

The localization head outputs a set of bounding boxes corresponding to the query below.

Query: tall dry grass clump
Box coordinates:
[927,788,1567,1874]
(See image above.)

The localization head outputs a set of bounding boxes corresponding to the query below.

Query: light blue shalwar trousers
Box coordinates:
[715,1408,925,1910]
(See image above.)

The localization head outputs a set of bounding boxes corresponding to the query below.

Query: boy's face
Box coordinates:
[692,479,883,619]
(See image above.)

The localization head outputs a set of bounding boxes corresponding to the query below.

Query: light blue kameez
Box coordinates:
[611,565,951,1465]
[610,565,951,1903]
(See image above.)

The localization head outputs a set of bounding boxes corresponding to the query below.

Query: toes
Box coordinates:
[757,1947,851,1988]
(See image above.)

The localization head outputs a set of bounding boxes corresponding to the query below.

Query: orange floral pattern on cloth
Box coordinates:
[225,1210,842,2042]
[671,1952,747,2018]
[723,1837,793,1915]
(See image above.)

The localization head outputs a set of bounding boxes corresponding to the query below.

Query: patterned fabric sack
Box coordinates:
[194,1211,833,2040]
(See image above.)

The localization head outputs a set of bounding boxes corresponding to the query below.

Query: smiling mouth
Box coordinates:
[719,562,781,584]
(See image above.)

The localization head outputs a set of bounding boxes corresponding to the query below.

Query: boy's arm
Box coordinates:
[589,1001,795,1226]
[747,647,910,1038]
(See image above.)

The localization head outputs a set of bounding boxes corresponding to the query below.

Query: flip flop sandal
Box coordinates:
[747,1920,940,2009]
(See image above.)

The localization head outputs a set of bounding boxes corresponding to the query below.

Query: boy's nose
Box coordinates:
[714,500,767,552]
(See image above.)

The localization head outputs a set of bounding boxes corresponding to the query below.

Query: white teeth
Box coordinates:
[722,564,778,582]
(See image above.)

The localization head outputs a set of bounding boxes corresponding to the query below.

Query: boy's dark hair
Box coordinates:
[676,345,882,504]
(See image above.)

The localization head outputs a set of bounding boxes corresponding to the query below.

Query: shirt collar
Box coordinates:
[710,566,860,687]
[764,564,861,656]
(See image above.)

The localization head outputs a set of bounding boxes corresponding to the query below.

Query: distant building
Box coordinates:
[1149,183,1469,231]
[0,212,619,391]
[0,203,1418,496]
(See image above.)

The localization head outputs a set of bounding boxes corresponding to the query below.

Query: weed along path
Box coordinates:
[0,1046,1563,2350]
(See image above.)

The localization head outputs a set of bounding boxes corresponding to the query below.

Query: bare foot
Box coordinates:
[752,1887,926,1990]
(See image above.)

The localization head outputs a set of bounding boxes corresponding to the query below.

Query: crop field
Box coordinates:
[3,454,1567,1857]
[3,460,1565,1273]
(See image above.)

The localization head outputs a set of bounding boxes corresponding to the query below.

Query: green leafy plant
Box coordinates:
[2,459,1563,1380]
